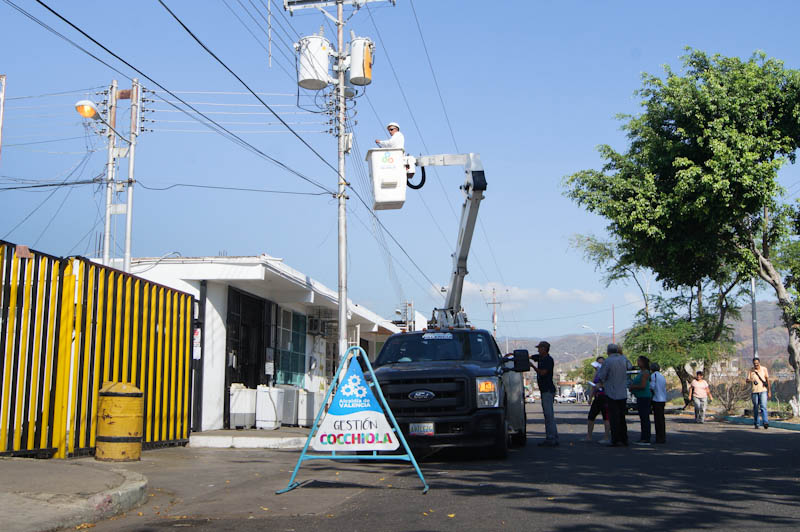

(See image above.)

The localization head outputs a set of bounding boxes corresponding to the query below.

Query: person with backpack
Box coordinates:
[747,357,770,429]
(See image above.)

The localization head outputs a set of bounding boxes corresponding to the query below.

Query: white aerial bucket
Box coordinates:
[296,35,332,90]
[349,37,374,86]
[367,148,407,210]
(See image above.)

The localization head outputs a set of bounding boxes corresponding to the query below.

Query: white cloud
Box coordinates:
[460,280,604,309]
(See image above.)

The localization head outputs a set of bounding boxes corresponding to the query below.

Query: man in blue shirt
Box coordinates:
[533,341,558,447]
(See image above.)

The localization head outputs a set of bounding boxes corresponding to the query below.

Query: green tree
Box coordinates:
[567,357,598,382]
[564,49,800,412]
[623,293,736,404]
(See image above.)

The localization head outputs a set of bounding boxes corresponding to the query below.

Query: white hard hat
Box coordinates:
[387,122,400,129]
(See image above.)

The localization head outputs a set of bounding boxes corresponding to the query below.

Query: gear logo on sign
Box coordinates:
[341,375,367,398]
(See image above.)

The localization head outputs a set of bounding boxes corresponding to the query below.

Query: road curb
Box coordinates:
[189,434,307,450]
[723,416,800,431]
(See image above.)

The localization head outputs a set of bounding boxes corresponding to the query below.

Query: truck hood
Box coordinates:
[372,360,499,379]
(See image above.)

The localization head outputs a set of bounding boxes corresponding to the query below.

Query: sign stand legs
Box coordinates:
[276,346,429,494]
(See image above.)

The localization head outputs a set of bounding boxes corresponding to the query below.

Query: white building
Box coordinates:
[130,254,399,431]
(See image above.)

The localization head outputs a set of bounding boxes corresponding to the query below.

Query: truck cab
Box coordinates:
[371,328,529,458]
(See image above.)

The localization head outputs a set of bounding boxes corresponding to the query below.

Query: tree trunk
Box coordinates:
[676,365,693,407]
[754,246,800,413]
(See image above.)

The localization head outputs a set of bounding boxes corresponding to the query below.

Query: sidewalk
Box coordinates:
[0,457,147,532]
[0,425,316,532]
[189,425,311,449]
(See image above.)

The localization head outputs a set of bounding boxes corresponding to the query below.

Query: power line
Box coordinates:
[220,0,295,81]
[2,150,95,239]
[138,181,332,196]
[15,0,335,195]
[0,178,100,190]
[3,136,87,147]
[6,86,105,100]
[407,0,459,152]
[156,0,339,177]
[472,300,639,323]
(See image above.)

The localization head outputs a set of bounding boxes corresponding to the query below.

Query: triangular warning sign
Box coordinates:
[311,357,399,451]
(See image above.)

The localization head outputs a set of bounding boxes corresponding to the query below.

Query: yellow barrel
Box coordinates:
[95,382,143,462]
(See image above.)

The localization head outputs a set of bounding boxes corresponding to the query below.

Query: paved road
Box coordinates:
[87,404,799,531]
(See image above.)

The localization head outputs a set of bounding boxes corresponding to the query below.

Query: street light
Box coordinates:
[75,99,130,143]
[581,324,599,356]
[74,82,139,273]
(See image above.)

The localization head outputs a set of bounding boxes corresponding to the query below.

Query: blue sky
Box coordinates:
[2,0,799,339]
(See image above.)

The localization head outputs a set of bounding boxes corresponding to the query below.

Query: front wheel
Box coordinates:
[489,415,509,459]
[510,407,527,447]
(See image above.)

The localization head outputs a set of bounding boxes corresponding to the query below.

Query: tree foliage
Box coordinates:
[564,48,800,408]
[564,49,800,289]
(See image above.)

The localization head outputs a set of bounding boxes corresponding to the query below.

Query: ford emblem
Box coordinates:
[408,389,435,401]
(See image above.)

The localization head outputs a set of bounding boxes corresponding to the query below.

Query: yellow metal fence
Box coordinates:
[0,241,193,458]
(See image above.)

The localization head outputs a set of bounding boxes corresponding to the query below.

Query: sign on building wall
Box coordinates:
[311,359,398,451]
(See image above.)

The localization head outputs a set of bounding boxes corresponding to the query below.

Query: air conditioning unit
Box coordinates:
[308,316,322,336]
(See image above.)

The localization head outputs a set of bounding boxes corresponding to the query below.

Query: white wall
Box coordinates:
[202,281,228,431]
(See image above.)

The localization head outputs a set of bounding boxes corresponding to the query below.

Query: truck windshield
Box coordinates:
[374,331,499,366]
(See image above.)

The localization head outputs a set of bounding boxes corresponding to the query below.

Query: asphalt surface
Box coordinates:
[85,404,799,531]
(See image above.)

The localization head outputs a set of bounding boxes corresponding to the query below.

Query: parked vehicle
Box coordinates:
[372,329,530,458]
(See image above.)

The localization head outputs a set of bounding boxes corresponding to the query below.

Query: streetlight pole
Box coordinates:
[582,324,599,356]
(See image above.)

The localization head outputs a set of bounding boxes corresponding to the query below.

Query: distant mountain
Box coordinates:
[731,301,788,363]
[498,300,790,371]
[499,334,614,370]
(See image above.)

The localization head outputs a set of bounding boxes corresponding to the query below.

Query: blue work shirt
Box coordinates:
[536,354,556,394]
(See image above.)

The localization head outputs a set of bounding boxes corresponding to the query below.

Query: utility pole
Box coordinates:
[286,0,389,363]
[122,79,140,273]
[103,80,118,267]
[0,75,6,165]
[487,287,501,339]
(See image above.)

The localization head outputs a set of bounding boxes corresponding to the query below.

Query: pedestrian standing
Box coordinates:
[650,362,667,444]
[532,341,558,447]
[629,356,652,445]
[585,356,611,444]
[688,371,713,423]
[594,344,633,447]
[746,357,771,429]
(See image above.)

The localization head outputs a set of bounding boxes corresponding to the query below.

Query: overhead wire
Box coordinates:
[156,0,339,176]
[402,1,523,337]
[14,0,335,195]
[2,149,95,239]
[6,86,105,100]
[138,181,331,196]
[221,0,294,81]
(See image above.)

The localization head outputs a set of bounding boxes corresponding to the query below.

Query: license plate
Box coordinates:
[409,422,434,436]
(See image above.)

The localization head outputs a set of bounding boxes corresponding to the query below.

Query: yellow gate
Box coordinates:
[0,241,194,458]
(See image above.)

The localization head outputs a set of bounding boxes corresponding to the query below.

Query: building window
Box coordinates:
[325,340,338,381]
[275,309,306,387]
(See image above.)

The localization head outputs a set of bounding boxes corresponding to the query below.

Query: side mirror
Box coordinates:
[512,349,531,372]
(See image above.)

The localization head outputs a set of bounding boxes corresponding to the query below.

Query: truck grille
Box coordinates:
[378,377,469,416]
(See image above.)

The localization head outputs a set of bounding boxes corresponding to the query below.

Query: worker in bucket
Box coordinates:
[375,122,405,149]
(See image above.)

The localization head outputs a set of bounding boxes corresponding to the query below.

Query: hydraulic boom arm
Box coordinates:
[415,153,486,328]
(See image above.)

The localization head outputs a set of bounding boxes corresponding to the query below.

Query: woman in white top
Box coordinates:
[650,362,667,444]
